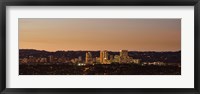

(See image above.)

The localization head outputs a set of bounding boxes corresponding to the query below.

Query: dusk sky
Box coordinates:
[19,18,181,51]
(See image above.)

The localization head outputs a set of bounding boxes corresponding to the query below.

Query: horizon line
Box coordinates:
[19,49,181,52]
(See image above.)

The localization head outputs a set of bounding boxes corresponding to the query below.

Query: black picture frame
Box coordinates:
[0,0,200,94]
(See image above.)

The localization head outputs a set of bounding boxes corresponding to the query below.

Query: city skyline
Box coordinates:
[19,18,181,51]
[19,49,181,75]
[19,49,181,64]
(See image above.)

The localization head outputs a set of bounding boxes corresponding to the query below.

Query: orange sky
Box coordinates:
[19,18,181,51]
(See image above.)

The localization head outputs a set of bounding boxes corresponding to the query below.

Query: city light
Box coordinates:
[19,49,181,75]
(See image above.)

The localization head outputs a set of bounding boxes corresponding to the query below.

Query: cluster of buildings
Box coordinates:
[19,50,141,65]
[19,55,82,64]
[85,50,141,64]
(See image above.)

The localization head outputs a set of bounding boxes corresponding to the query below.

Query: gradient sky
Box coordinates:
[19,18,181,51]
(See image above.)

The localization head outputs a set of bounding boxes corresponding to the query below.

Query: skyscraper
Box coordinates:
[120,50,128,57]
[100,50,108,64]
[119,50,129,63]
[85,52,92,64]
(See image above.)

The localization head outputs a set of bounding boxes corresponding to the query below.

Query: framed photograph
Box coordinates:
[0,0,200,94]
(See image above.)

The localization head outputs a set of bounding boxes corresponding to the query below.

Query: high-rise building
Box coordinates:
[113,55,120,62]
[100,51,103,63]
[85,52,92,64]
[100,50,108,64]
[110,55,114,61]
[120,50,128,57]
[119,50,129,63]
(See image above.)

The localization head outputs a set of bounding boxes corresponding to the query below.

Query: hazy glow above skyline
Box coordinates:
[19,18,181,51]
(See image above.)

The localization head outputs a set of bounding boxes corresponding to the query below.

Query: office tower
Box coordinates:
[100,51,103,63]
[110,55,114,61]
[85,52,92,64]
[120,50,128,57]
[114,55,120,62]
[100,50,108,64]
[109,55,114,63]
[119,50,129,63]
